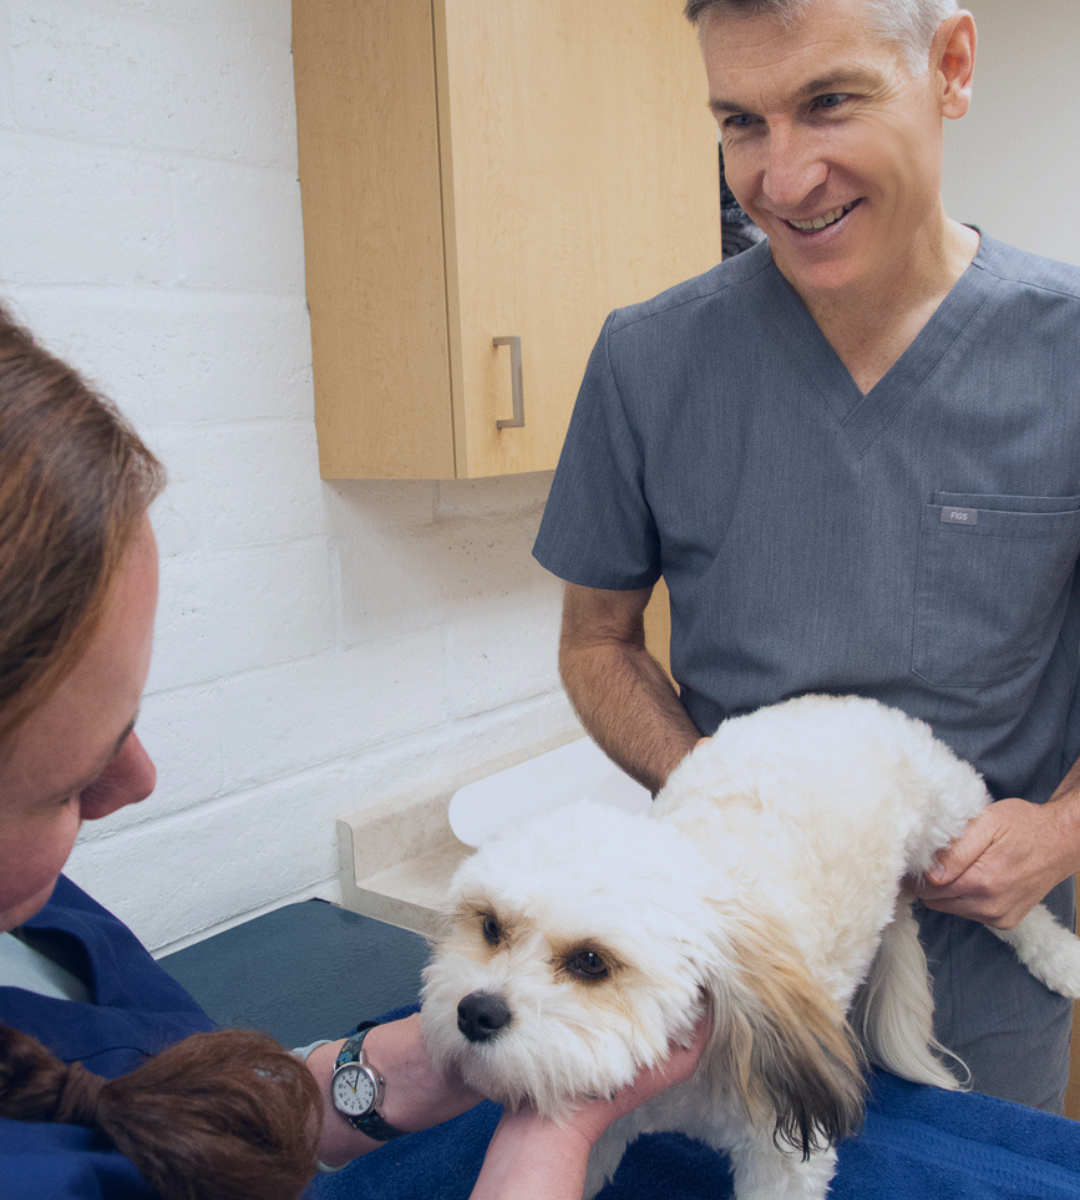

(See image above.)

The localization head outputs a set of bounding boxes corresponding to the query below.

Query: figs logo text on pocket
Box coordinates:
[941,506,979,526]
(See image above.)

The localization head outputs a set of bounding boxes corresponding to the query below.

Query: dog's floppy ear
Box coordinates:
[705,910,866,1158]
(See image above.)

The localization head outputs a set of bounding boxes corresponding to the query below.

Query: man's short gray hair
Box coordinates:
[683,0,960,75]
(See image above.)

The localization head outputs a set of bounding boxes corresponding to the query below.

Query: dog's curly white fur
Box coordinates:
[421,695,1080,1199]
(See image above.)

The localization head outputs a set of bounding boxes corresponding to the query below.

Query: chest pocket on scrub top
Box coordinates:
[912,492,1080,688]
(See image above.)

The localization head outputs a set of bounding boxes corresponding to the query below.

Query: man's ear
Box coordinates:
[934,10,976,121]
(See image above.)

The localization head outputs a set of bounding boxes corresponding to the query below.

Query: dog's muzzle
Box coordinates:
[457,991,512,1043]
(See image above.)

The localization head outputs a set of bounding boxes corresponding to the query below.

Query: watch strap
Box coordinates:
[333,1022,407,1141]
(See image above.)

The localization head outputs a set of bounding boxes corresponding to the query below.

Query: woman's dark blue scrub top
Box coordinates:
[0,877,216,1198]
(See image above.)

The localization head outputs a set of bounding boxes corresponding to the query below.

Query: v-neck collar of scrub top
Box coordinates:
[757,229,997,457]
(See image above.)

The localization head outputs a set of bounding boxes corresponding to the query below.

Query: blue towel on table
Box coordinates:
[309,1011,1080,1199]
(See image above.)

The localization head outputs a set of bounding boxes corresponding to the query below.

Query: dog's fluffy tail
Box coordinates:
[853,900,1080,1092]
[850,900,967,1091]
[992,903,1080,998]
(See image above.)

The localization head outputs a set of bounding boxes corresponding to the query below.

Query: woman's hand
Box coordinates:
[469,1010,712,1200]
[308,1006,711,1195]
[565,1009,712,1146]
[306,1014,483,1168]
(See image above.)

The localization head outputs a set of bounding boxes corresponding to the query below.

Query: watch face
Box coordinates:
[332,1062,378,1116]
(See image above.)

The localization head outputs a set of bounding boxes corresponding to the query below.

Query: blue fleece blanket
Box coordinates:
[310,1068,1080,1200]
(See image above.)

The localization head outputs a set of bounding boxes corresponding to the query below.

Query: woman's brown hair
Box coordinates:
[0,305,164,743]
[0,308,323,1197]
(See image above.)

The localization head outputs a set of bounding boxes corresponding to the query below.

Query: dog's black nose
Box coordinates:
[457,991,512,1043]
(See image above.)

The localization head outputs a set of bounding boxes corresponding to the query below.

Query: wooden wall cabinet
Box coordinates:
[293,0,721,479]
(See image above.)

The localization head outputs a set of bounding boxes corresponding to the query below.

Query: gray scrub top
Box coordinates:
[533,235,1080,809]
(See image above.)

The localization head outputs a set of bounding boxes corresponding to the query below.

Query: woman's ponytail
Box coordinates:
[0,1024,323,1200]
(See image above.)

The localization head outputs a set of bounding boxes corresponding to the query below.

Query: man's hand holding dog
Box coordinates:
[917,788,1080,930]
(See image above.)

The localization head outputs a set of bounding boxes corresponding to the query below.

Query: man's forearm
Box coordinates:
[560,635,700,795]
[1042,757,1080,882]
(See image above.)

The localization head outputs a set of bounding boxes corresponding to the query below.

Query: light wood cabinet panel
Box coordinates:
[293,0,721,479]
[644,577,673,681]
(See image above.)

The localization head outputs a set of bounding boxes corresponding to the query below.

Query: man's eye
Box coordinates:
[724,113,757,130]
[815,93,848,110]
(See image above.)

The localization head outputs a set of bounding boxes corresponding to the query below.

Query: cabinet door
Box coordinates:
[437,0,720,478]
[294,0,457,480]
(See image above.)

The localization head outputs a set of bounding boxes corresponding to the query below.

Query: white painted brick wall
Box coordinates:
[0,0,578,953]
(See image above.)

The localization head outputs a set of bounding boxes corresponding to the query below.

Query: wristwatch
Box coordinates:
[330,1022,407,1141]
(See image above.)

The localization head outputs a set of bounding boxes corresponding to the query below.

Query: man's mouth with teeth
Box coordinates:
[786,201,857,232]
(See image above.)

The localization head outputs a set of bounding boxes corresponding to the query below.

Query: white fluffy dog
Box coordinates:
[421,695,1080,1199]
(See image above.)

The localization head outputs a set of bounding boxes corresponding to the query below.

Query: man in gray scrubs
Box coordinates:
[533,0,1080,1113]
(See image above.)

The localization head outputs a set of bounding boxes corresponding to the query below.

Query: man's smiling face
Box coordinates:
[701,0,952,303]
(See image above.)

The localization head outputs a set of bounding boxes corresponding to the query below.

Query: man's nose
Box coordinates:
[761,125,828,211]
[79,732,157,821]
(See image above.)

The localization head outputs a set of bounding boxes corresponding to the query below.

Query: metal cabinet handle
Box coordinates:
[493,336,525,429]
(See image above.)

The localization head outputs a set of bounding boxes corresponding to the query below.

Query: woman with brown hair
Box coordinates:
[0,307,705,1200]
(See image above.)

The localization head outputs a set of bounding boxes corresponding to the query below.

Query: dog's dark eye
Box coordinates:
[566,950,609,979]
[481,914,501,945]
